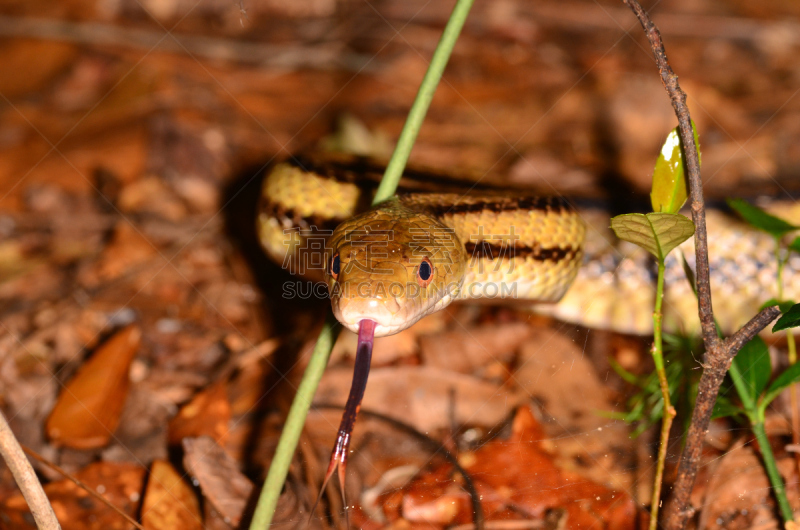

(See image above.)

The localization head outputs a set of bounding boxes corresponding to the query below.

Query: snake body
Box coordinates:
[258,155,800,336]
[258,156,584,336]
[258,155,800,516]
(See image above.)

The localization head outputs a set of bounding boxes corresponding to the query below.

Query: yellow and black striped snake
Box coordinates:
[258,154,800,337]
[257,153,800,503]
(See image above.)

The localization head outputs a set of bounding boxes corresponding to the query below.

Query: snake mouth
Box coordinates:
[331,296,407,337]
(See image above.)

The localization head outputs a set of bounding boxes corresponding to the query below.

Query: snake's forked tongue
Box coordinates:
[314,318,376,521]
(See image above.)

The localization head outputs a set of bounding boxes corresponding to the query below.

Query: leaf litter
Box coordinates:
[2,0,800,528]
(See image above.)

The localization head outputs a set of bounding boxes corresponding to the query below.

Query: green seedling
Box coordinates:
[610,123,698,530]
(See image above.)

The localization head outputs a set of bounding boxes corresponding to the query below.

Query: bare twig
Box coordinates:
[0,411,61,529]
[0,15,371,71]
[620,1,783,529]
[528,3,800,47]
[623,2,718,349]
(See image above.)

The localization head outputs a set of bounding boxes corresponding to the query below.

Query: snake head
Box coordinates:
[326,199,466,337]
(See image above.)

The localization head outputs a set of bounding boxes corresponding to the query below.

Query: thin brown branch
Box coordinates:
[622,0,717,349]
[0,411,61,530]
[620,1,782,529]
[725,306,782,355]
[666,304,780,529]
[0,15,370,71]
[528,3,800,46]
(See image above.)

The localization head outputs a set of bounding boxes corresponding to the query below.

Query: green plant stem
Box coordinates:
[775,238,800,478]
[373,0,475,203]
[752,419,794,522]
[729,352,794,524]
[776,241,785,302]
[776,238,800,477]
[250,1,476,527]
[789,330,799,472]
[728,360,757,414]
[649,260,675,530]
[249,312,340,529]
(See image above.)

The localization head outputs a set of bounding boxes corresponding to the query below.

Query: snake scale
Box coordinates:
[259,155,584,337]
[257,154,800,505]
[258,154,800,336]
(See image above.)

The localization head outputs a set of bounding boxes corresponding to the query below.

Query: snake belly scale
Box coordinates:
[258,156,586,336]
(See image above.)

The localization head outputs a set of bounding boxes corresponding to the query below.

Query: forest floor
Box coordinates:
[1,0,800,528]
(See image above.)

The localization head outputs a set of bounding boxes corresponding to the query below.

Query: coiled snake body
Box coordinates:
[258,156,585,337]
[257,154,800,508]
[258,155,800,336]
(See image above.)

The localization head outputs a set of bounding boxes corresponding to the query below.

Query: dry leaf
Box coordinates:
[46,324,141,449]
[142,459,203,530]
[1,461,144,530]
[418,322,531,373]
[382,406,637,528]
[182,436,253,527]
[168,381,231,446]
[696,441,789,530]
[316,366,523,433]
[515,328,637,493]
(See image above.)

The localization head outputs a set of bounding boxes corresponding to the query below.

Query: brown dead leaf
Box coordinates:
[142,459,203,530]
[381,406,637,529]
[0,39,77,98]
[182,436,253,527]
[514,328,637,494]
[316,366,523,434]
[91,222,159,284]
[1,461,144,530]
[46,324,141,449]
[418,322,531,373]
[696,441,788,530]
[118,176,188,221]
[168,381,231,446]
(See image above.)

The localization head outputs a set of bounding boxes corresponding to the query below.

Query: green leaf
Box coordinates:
[727,198,799,239]
[789,237,800,254]
[663,331,699,354]
[712,396,745,420]
[760,298,796,314]
[762,361,800,409]
[610,213,695,261]
[608,357,640,386]
[680,252,697,296]
[773,303,800,332]
[732,336,771,402]
[651,123,699,213]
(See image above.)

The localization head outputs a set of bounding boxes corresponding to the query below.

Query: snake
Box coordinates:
[258,154,586,337]
[256,153,800,508]
[258,154,800,336]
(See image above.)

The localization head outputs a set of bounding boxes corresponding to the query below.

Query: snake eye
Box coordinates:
[330,253,340,280]
[417,257,433,287]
